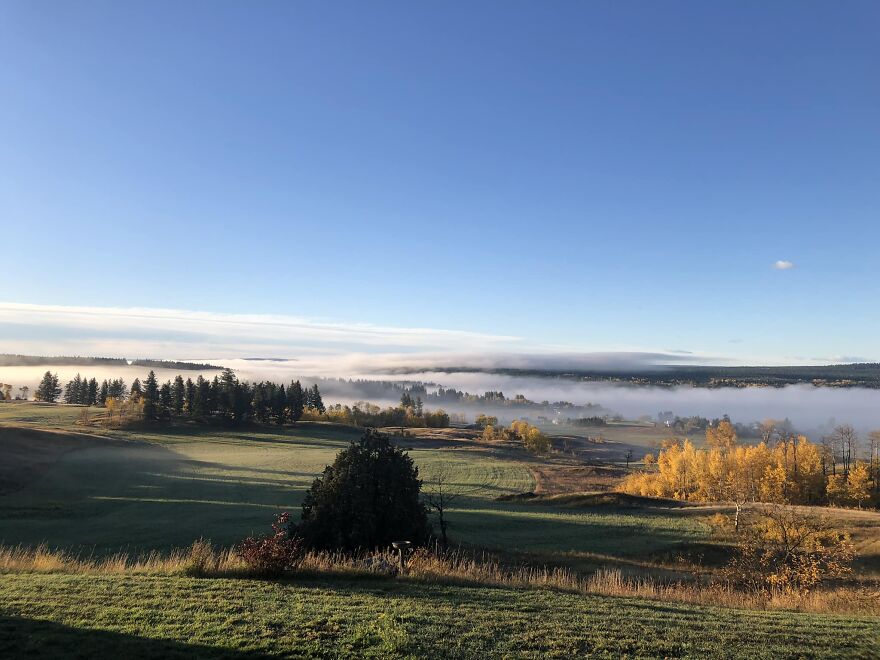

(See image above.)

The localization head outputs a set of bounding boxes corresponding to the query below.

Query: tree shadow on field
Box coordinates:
[0,615,273,660]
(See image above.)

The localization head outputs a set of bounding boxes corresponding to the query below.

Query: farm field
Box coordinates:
[0,404,708,573]
[1,573,878,659]
[2,401,879,660]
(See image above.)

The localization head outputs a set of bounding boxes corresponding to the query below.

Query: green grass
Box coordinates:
[1,573,877,659]
[0,405,708,567]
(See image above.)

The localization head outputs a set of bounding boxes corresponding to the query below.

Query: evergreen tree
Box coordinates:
[76,376,89,404]
[35,371,61,403]
[298,430,430,551]
[98,380,110,406]
[192,375,209,417]
[171,375,185,416]
[310,384,325,414]
[217,369,250,425]
[273,383,287,424]
[130,378,143,400]
[184,377,195,415]
[108,378,126,400]
[158,381,173,419]
[210,376,220,415]
[142,371,159,421]
[64,374,83,404]
[252,382,270,423]
[86,378,98,406]
[287,381,305,422]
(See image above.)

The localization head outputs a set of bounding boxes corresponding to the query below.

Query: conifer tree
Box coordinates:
[287,381,304,422]
[273,383,287,424]
[142,371,159,421]
[184,377,195,415]
[310,384,325,414]
[159,381,173,419]
[87,378,98,406]
[171,375,185,416]
[35,371,61,403]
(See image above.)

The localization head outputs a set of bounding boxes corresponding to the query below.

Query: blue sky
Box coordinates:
[1,1,879,364]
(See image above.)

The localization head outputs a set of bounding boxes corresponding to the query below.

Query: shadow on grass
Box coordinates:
[0,615,273,659]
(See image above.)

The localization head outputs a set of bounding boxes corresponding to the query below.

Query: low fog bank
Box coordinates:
[4,362,880,435]
[400,371,880,435]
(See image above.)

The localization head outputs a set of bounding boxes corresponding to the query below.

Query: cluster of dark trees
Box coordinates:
[138,369,325,425]
[62,374,128,406]
[36,368,324,426]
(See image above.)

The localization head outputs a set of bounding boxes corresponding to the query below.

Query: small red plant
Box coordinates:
[236,512,305,576]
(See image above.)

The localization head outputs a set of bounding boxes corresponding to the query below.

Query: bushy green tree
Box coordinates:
[298,430,430,551]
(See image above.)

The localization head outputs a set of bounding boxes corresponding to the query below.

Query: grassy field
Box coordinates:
[1,572,877,659]
[0,403,707,571]
[2,402,879,658]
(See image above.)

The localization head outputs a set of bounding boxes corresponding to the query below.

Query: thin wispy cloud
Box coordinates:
[0,302,523,358]
[0,302,719,375]
[773,260,795,270]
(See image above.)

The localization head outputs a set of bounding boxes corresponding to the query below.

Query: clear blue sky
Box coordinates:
[2,1,879,363]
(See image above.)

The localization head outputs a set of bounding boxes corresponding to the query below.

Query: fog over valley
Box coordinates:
[5,359,880,436]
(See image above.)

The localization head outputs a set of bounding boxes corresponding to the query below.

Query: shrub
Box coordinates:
[720,505,854,597]
[236,512,305,576]
[298,430,430,551]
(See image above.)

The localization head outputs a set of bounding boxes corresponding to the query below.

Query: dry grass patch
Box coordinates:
[2,542,877,616]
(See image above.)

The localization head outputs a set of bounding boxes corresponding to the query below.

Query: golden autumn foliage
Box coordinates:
[482,420,551,454]
[510,420,552,454]
[622,424,874,507]
[103,396,145,427]
[719,506,854,596]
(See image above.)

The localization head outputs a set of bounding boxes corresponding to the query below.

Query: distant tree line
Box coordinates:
[34,368,324,427]
[29,369,453,430]
[429,363,880,389]
[0,353,220,370]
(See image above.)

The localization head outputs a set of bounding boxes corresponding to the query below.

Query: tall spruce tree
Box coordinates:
[158,381,173,419]
[273,383,287,424]
[287,381,304,422]
[184,377,195,415]
[310,384,325,414]
[171,375,185,416]
[142,371,159,421]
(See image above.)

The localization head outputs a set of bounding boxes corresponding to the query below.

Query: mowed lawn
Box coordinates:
[1,573,878,659]
[0,404,707,565]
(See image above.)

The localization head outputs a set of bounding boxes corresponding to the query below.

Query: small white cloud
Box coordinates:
[773,260,794,270]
